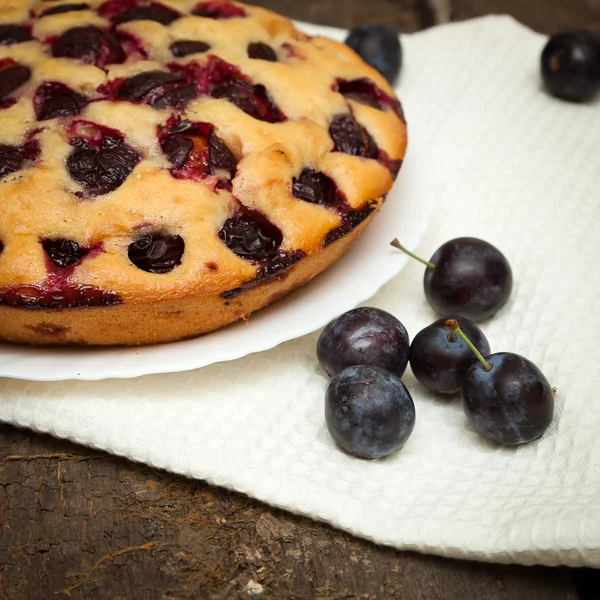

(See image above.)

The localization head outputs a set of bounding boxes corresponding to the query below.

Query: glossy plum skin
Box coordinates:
[461,352,554,446]
[219,210,282,261]
[170,40,210,57]
[42,238,88,268]
[409,315,490,395]
[34,82,88,121]
[247,42,277,62]
[325,365,415,459]
[541,31,600,102]
[128,233,185,274]
[292,169,336,206]
[67,135,141,196]
[317,307,410,379]
[345,23,402,84]
[424,237,512,322]
[329,113,378,158]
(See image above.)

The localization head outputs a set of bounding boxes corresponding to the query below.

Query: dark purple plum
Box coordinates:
[67,135,141,196]
[170,40,210,57]
[42,238,88,268]
[162,135,193,167]
[0,141,39,178]
[445,319,554,446]
[317,307,410,378]
[337,78,383,110]
[329,114,378,158]
[150,84,197,109]
[335,79,406,126]
[212,79,283,122]
[114,69,198,109]
[0,152,23,178]
[192,1,246,19]
[247,42,277,62]
[34,82,88,121]
[207,130,237,178]
[0,25,32,45]
[52,27,125,67]
[219,210,282,261]
[325,365,415,459]
[425,238,512,321]
[128,233,185,273]
[116,70,184,102]
[112,5,181,25]
[160,120,237,181]
[409,315,490,395]
[40,3,90,17]
[461,352,554,446]
[345,23,402,84]
[541,31,600,102]
[292,169,337,206]
[392,237,513,322]
[0,64,31,100]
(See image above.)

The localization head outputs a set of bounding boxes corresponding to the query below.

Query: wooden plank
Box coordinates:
[251,0,600,34]
[0,426,580,599]
[248,0,435,31]
[448,0,600,33]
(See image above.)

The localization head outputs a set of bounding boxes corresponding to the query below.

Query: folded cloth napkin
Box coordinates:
[1,16,599,567]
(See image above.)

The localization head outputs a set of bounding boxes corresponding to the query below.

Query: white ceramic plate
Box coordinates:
[0,131,434,382]
[0,24,435,382]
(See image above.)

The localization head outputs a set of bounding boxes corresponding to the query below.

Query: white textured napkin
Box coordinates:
[2,16,600,567]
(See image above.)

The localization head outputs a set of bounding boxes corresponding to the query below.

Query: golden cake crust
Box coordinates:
[0,0,407,345]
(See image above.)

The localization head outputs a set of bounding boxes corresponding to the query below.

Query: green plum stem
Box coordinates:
[390,239,435,269]
[445,319,493,372]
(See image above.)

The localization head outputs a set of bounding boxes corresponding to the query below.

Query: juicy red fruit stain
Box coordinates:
[0,284,122,309]
[97,0,137,19]
[159,118,237,187]
[336,78,405,121]
[192,1,246,19]
[0,240,119,308]
[173,56,285,122]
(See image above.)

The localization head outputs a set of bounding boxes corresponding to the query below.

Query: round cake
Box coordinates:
[0,0,407,345]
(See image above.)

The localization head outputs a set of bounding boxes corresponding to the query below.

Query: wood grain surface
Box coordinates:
[1,1,599,599]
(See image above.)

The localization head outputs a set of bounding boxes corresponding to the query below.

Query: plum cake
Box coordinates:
[0,0,407,345]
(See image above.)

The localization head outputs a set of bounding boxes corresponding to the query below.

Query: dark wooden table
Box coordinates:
[1,1,599,599]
